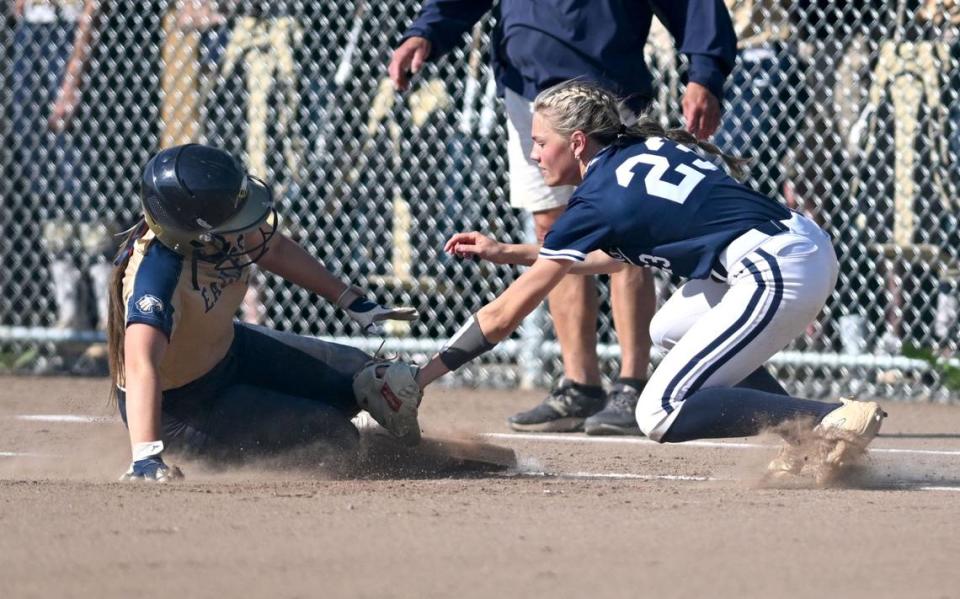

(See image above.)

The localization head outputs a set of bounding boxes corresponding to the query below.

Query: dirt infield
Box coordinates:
[2,375,960,599]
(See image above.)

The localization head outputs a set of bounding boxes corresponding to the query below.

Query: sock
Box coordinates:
[735,367,788,396]
[661,387,842,443]
[569,381,605,399]
[616,377,646,392]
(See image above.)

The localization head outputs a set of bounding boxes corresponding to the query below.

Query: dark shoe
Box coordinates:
[584,382,643,436]
[507,378,605,432]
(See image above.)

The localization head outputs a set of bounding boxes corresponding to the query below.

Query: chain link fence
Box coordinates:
[1,1,958,400]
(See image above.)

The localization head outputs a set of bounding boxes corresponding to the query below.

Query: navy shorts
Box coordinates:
[118,323,371,460]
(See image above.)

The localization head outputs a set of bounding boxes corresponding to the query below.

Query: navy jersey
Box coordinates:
[540,137,791,279]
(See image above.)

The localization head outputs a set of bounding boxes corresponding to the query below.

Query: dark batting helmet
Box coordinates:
[140,144,276,269]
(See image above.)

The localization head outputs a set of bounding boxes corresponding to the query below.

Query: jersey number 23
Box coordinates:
[614,137,717,204]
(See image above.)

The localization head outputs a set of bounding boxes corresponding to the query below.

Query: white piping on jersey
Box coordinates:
[538,247,587,262]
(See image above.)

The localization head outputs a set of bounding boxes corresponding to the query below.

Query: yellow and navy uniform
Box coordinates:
[117,232,370,459]
[121,230,252,390]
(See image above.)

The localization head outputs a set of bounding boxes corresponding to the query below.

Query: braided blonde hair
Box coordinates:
[533,80,749,180]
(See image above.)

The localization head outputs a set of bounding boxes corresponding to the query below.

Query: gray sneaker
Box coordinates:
[507,378,606,432]
[584,382,643,436]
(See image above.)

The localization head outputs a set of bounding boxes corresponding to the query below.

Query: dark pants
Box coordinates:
[118,323,370,461]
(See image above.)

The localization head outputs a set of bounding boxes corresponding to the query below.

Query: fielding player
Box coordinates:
[407,80,886,482]
[109,144,422,481]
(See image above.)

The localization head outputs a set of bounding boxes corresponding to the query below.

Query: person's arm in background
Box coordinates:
[175,0,225,32]
[256,233,418,334]
[49,0,100,132]
[649,0,737,140]
[388,0,493,90]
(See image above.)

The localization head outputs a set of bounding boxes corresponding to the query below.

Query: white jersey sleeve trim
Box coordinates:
[538,247,587,262]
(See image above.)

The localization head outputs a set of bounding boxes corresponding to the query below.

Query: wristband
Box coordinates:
[439,315,496,371]
[336,286,362,309]
[132,440,164,461]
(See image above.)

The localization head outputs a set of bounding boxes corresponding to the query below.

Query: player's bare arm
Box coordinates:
[256,233,352,304]
[445,231,624,275]
[255,232,418,335]
[481,258,573,341]
[123,323,167,447]
[120,323,182,481]
[416,258,573,388]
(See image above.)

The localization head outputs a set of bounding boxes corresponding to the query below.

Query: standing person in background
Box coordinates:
[389,0,736,436]
[10,0,84,317]
[48,0,169,373]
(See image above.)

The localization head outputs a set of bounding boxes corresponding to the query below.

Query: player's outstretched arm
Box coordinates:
[416,258,573,388]
[257,233,353,301]
[257,233,418,334]
[120,324,182,482]
[445,231,624,275]
[444,231,539,265]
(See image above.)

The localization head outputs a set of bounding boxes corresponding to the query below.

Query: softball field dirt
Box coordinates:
[2,376,959,598]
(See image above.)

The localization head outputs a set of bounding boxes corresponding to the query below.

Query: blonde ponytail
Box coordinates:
[533,80,750,180]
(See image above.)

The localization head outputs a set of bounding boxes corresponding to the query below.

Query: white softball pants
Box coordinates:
[637,213,839,441]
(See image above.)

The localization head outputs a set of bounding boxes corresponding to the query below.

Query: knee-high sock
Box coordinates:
[736,367,788,396]
[661,387,841,443]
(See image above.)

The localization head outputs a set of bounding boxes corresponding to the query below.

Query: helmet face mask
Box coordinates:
[191,207,278,272]
[140,145,276,273]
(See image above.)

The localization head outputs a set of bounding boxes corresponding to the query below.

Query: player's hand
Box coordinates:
[49,81,80,133]
[338,288,419,335]
[444,231,506,263]
[119,455,184,482]
[682,82,721,141]
[14,0,26,18]
[389,36,432,91]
